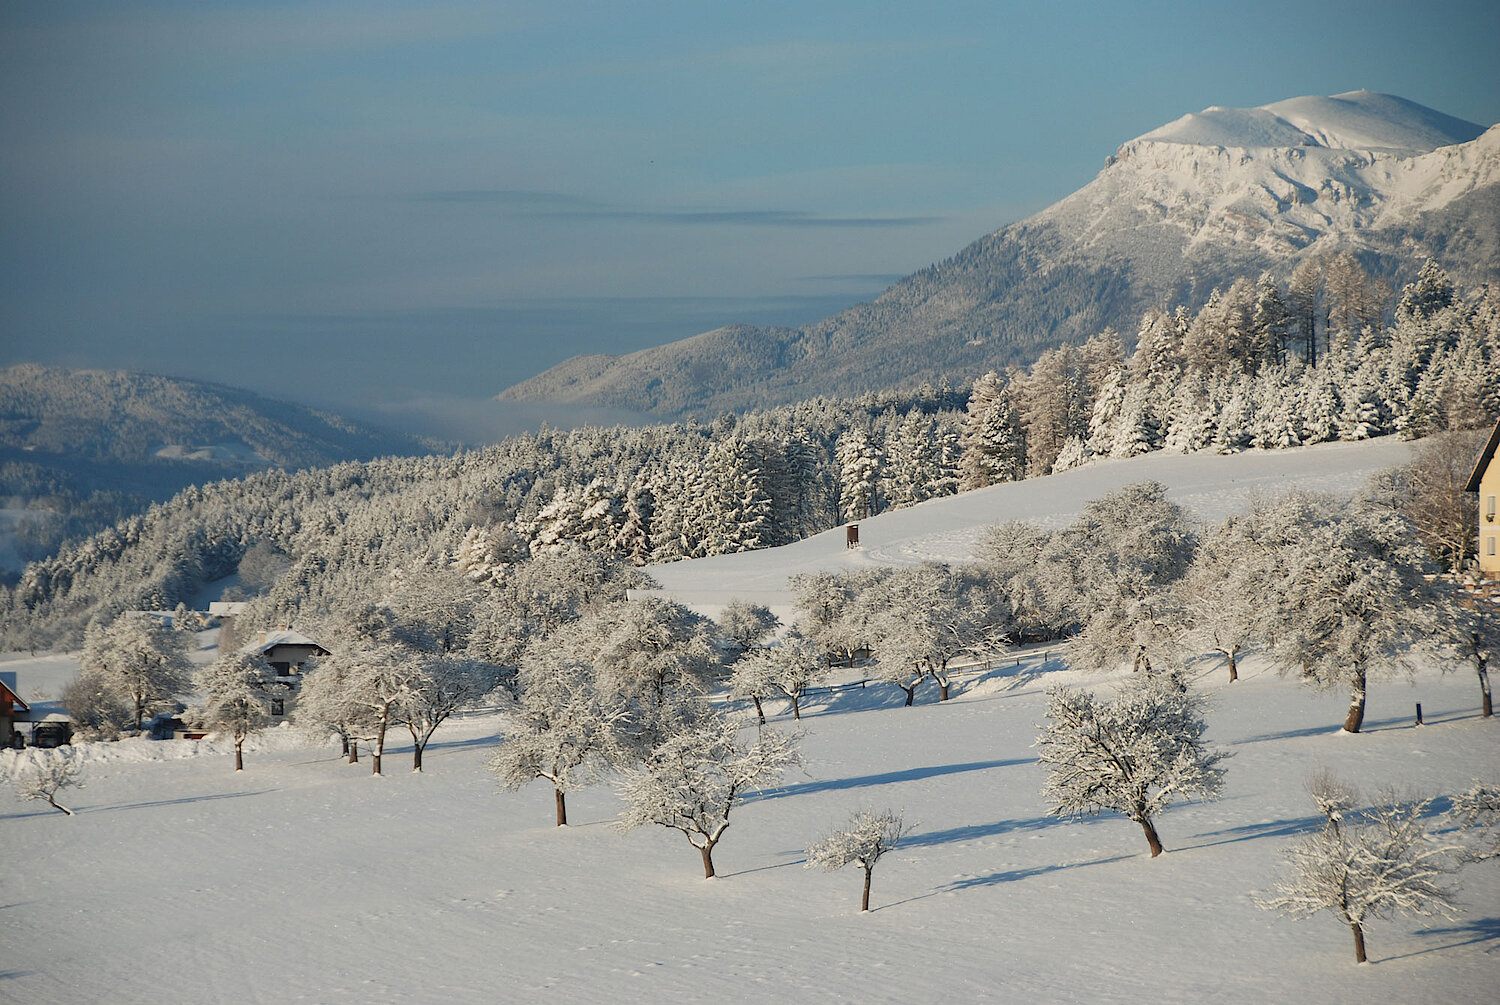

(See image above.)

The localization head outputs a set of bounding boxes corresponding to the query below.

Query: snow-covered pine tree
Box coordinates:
[836,427,882,523]
[959,372,1026,489]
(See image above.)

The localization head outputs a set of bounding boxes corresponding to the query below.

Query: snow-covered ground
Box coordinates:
[4,437,1496,1003]
[641,437,1415,623]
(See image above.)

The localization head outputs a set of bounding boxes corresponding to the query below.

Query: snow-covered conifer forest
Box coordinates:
[3,258,1495,652]
[1,255,1498,1001]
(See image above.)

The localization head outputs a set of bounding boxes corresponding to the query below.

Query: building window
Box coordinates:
[1488,495,1497,522]
[1488,535,1497,556]
[271,699,285,716]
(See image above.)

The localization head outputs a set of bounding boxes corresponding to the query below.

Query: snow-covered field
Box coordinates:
[4,438,1496,1003]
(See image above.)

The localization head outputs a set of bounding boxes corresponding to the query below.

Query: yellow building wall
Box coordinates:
[1482,462,1500,578]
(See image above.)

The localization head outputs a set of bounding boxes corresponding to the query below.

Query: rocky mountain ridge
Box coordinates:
[499,92,1499,419]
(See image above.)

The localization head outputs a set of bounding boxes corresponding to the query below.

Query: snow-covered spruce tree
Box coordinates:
[488,650,632,826]
[618,708,799,878]
[806,809,910,912]
[959,371,1026,490]
[1258,782,1461,964]
[1444,782,1500,864]
[1035,672,1227,857]
[836,427,882,523]
[730,633,827,721]
[8,749,85,816]
[192,650,284,771]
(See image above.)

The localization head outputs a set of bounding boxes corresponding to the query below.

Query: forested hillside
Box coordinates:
[3,260,1494,651]
[0,365,443,568]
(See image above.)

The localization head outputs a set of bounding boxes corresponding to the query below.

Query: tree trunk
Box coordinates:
[939,680,950,701]
[1351,921,1367,963]
[555,787,567,827]
[234,738,244,772]
[47,794,73,816]
[340,734,350,756]
[861,864,873,912]
[373,708,389,776]
[349,738,359,764]
[1140,816,1164,857]
[791,693,801,720]
[752,695,765,725]
[1343,668,1367,733]
[901,682,917,707]
[700,842,716,879]
[1478,663,1492,718]
[1226,649,1238,683]
[412,743,424,772]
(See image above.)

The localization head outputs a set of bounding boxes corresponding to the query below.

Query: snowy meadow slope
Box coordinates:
[642,437,1417,621]
[3,439,1497,1004]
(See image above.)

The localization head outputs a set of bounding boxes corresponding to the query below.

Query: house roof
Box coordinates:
[1465,416,1500,492]
[0,674,29,712]
[241,628,328,655]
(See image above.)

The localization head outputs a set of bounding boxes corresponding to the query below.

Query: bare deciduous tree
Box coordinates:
[1036,672,1228,857]
[1258,779,1461,963]
[806,808,910,911]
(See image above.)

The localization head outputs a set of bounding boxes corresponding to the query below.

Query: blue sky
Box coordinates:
[2,1,1497,439]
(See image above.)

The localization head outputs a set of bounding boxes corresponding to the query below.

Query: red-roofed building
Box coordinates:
[1,671,31,748]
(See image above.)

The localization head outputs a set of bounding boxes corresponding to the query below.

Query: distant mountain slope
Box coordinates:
[0,364,445,569]
[500,91,1499,419]
[0,364,442,469]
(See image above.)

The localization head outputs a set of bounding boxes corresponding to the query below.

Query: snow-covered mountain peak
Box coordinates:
[1135,90,1485,154]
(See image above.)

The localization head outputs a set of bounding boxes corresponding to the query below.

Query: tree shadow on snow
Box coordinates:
[746,758,1032,803]
[1184,812,1328,849]
[900,812,1109,849]
[940,853,1135,890]
[1234,713,1413,745]
[102,789,274,813]
[422,732,501,754]
[1381,917,1500,961]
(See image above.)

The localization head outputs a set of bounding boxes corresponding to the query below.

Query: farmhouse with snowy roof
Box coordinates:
[1467,416,1500,579]
[241,628,330,718]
